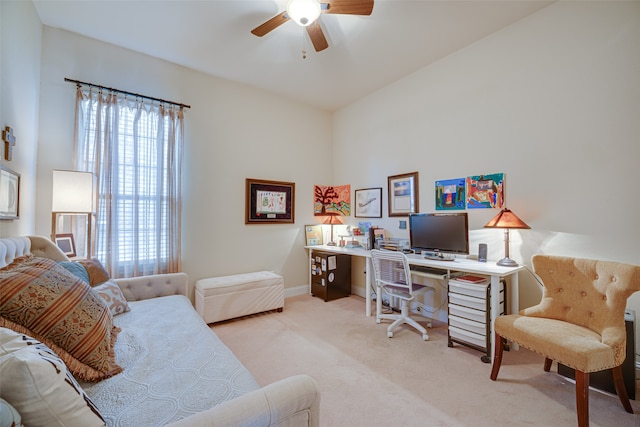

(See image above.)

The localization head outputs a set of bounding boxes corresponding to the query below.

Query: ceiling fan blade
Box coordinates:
[323,0,374,16]
[306,22,329,52]
[251,11,289,37]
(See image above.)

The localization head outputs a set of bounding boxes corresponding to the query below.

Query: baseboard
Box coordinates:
[351,287,367,299]
[284,284,311,298]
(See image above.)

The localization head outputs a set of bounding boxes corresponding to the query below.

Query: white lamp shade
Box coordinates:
[287,0,321,26]
[52,170,96,213]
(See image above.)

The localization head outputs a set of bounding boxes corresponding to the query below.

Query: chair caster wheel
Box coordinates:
[481,355,491,364]
[422,334,429,341]
[376,319,381,324]
[426,322,433,328]
[387,331,394,338]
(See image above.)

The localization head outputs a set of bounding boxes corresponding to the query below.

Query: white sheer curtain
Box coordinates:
[74,86,183,277]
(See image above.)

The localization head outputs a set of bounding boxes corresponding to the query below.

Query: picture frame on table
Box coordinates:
[387,172,419,217]
[55,233,76,257]
[304,225,323,246]
[245,178,295,224]
[354,187,382,218]
[0,165,20,220]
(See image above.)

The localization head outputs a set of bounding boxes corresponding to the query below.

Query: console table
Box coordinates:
[305,245,525,361]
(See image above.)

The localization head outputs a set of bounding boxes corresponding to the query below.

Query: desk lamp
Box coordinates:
[323,215,343,246]
[483,208,530,267]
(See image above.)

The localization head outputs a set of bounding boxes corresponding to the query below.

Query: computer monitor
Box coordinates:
[408,212,469,260]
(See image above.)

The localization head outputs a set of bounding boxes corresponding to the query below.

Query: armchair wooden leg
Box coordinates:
[611,365,633,413]
[490,332,504,381]
[543,357,552,372]
[575,370,589,427]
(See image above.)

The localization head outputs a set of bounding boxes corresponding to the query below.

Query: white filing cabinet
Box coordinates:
[448,277,504,363]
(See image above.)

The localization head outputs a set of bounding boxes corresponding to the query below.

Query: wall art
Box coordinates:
[466,173,504,209]
[313,184,350,216]
[435,178,466,210]
[388,171,418,217]
[0,165,20,219]
[354,187,382,218]
[245,178,295,224]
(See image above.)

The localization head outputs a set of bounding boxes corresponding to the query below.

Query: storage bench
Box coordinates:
[195,271,284,324]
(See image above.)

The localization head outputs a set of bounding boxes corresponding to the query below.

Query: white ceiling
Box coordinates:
[33,0,553,111]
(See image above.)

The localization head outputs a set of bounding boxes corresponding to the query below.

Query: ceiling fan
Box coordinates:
[251,0,374,52]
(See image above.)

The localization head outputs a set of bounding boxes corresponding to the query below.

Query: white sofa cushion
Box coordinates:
[81,295,260,426]
[0,328,105,427]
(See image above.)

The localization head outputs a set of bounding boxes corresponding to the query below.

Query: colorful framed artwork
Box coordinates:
[55,233,76,257]
[466,173,504,209]
[435,178,466,210]
[0,165,20,220]
[313,184,350,216]
[245,178,295,224]
[304,225,323,246]
[354,187,382,218]
[388,172,419,217]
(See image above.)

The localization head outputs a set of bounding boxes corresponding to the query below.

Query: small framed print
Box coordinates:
[355,187,382,218]
[388,172,419,217]
[55,233,76,257]
[245,178,295,224]
[305,225,323,246]
[0,165,20,220]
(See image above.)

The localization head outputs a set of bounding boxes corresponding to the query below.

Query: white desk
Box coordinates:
[305,245,525,360]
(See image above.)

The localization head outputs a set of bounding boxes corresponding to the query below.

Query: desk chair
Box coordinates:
[490,255,640,427]
[370,249,432,341]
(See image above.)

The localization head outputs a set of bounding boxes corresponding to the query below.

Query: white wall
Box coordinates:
[35,27,333,296]
[333,1,640,352]
[0,0,42,237]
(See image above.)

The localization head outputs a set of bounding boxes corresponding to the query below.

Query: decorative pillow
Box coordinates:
[0,328,105,427]
[94,279,130,316]
[58,260,91,284]
[0,397,23,427]
[0,255,121,381]
[76,258,111,287]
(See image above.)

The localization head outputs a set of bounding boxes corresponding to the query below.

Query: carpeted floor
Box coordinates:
[211,294,639,426]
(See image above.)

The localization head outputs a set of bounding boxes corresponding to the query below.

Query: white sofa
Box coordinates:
[0,236,320,427]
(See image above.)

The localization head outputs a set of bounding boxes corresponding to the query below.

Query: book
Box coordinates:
[455,275,488,284]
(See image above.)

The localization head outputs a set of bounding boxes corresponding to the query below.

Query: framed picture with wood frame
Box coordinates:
[55,233,76,257]
[245,178,295,224]
[0,165,20,220]
[387,171,419,217]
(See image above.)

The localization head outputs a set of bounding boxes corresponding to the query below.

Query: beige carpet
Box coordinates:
[211,295,639,427]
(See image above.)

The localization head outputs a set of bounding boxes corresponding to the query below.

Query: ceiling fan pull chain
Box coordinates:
[301,28,308,59]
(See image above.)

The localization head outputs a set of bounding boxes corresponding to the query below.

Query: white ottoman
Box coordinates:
[195,271,284,324]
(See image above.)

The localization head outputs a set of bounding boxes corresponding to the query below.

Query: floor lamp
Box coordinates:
[51,170,97,258]
[483,208,530,267]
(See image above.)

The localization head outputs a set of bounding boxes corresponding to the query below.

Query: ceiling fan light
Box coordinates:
[287,0,321,27]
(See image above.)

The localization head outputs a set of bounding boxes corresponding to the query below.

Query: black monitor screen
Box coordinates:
[409,212,469,255]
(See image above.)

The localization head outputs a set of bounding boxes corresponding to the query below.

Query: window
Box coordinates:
[74,87,183,277]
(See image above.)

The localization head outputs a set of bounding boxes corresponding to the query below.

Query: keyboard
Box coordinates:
[410,265,448,276]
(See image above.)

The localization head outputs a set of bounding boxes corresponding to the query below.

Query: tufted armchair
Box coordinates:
[490,254,640,427]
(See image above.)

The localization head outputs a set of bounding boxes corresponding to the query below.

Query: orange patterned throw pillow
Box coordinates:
[77,257,111,286]
[0,255,122,381]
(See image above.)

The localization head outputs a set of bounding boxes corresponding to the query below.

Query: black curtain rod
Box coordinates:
[64,78,191,109]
